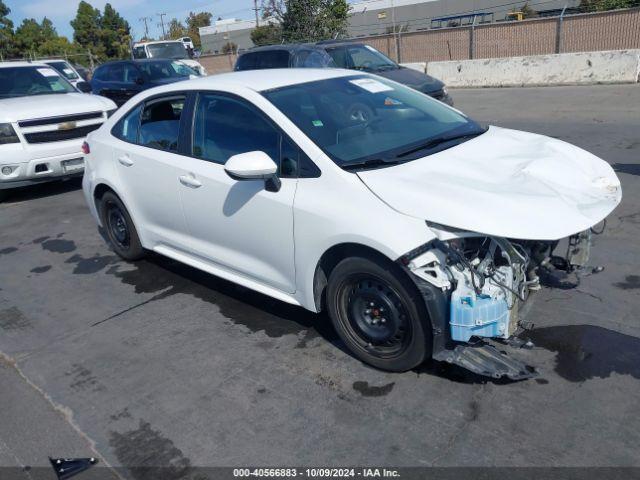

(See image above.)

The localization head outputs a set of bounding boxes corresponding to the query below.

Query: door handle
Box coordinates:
[179,175,202,188]
[118,155,134,167]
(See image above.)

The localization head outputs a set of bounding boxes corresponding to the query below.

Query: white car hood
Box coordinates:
[0,93,115,123]
[357,126,622,240]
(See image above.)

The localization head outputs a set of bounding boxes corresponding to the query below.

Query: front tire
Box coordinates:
[99,191,145,261]
[326,256,432,372]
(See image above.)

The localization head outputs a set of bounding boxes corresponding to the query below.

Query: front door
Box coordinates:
[177,93,297,293]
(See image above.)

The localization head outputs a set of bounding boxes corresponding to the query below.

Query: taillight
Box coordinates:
[81,142,90,155]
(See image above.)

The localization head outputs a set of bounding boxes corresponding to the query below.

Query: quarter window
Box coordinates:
[112,105,142,143]
[192,94,279,166]
[139,96,185,152]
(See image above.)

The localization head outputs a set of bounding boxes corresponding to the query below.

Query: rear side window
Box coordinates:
[112,105,142,143]
[292,50,335,68]
[236,50,290,71]
[139,96,185,152]
[192,93,279,166]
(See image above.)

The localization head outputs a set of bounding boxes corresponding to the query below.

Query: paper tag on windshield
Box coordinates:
[349,78,393,94]
[37,68,59,77]
[63,68,74,75]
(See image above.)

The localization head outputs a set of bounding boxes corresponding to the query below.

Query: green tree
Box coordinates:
[38,35,81,57]
[101,3,131,58]
[580,0,640,10]
[13,17,58,57]
[250,23,282,46]
[186,11,212,49]
[0,0,14,58]
[168,18,187,39]
[263,0,349,42]
[70,1,103,57]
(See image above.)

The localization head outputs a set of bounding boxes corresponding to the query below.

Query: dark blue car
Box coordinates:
[91,59,198,107]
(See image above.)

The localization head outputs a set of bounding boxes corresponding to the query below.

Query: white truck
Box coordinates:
[0,62,116,201]
[132,40,206,76]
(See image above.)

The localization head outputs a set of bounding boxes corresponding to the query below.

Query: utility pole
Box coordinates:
[157,12,167,39]
[253,0,260,27]
[139,16,152,39]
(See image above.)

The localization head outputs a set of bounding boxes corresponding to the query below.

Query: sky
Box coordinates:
[4,0,259,40]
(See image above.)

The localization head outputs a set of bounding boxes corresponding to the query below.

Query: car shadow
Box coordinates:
[102,251,343,352]
[612,163,640,177]
[1,177,83,204]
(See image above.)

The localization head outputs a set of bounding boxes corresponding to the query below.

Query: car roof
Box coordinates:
[244,43,320,53]
[0,61,50,69]
[164,68,359,93]
[135,40,183,46]
[97,59,176,68]
[245,41,364,54]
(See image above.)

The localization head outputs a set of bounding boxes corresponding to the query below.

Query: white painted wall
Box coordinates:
[425,50,640,87]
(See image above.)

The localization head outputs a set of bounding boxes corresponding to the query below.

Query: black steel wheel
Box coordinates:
[327,256,431,372]
[99,191,145,261]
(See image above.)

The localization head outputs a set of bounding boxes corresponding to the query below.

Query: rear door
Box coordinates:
[111,94,190,248]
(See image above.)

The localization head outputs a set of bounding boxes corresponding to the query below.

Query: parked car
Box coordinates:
[91,59,199,107]
[82,69,620,377]
[132,40,207,76]
[0,62,116,202]
[235,42,453,105]
[42,59,91,92]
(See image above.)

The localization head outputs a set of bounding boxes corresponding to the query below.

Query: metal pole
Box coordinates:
[253,0,260,27]
[157,13,167,39]
[555,5,568,54]
[469,14,477,60]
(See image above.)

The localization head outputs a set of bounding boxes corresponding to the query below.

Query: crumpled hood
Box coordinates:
[357,126,622,241]
[0,93,115,123]
[375,67,444,94]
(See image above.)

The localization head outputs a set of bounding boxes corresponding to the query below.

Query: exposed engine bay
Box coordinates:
[401,227,596,380]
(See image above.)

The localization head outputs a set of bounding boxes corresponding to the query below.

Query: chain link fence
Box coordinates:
[199,7,640,74]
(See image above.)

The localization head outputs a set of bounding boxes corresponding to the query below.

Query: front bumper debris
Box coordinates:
[433,341,537,381]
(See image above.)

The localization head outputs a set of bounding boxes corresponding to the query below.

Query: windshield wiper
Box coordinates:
[395,131,485,159]
[342,158,399,171]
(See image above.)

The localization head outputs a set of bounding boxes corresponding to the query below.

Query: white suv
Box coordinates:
[82,69,621,377]
[0,62,116,201]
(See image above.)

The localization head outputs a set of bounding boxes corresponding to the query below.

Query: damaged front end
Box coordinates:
[399,226,594,380]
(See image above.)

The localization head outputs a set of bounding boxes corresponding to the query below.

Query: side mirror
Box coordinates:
[76,81,92,93]
[224,151,281,192]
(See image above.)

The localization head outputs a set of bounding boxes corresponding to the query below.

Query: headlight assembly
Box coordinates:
[0,123,19,145]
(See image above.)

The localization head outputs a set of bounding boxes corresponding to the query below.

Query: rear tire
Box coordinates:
[99,191,145,261]
[326,256,432,372]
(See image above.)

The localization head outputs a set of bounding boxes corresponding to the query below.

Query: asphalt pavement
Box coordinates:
[0,84,639,478]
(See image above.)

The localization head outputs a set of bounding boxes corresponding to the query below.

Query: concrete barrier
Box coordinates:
[426,50,640,88]
[400,62,427,73]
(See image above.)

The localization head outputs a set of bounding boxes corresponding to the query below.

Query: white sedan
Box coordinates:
[82,69,621,378]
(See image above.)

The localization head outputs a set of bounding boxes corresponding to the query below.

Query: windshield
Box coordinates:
[146,42,188,59]
[326,45,397,72]
[46,61,80,80]
[0,66,76,98]
[263,75,484,168]
[138,60,196,80]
